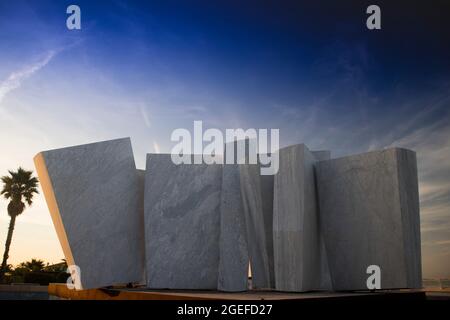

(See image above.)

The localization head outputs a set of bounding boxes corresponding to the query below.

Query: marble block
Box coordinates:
[311,150,333,290]
[144,154,222,289]
[316,148,422,290]
[273,144,331,292]
[218,141,275,292]
[218,162,249,292]
[34,138,145,290]
[137,169,146,284]
[240,163,275,289]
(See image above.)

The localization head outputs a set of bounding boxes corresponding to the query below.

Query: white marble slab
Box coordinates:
[240,163,275,289]
[316,148,422,290]
[218,162,249,292]
[144,154,222,289]
[34,138,145,289]
[273,144,331,292]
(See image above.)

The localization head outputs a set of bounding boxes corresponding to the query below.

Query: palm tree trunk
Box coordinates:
[0,214,16,277]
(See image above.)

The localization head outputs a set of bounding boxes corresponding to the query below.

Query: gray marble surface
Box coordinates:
[35,136,422,292]
[316,148,422,290]
[218,141,250,291]
[218,163,249,291]
[259,173,275,288]
[273,144,331,291]
[137,169,147,285]
[240,163,274,289]
[144,154,222,289]
[311,150,333,290]
[396,149,422,288]
[34,138,145,289]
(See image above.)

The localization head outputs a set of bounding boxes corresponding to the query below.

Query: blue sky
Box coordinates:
[0,0,449,277]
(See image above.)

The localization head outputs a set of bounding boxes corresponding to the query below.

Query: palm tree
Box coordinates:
[18,258,46,272]
[0,167,39,279]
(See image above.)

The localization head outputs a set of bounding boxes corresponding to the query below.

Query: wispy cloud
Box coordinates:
[153,141,161,153]
[139,104,151,128]
[0,50,56,104]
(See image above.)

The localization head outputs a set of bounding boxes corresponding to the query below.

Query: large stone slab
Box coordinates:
[219,139,274,291]
[240,163,275,289]
[218,162,249,292]
[34,138,145,289]
[259,172,275,287]
[311,150,333,290]
[218,140,250,292]
[396,149,422,288]
[144,154,222,289]
[273,144,331,292]
[316,148,422,290]
[145,139,274,292]
[218,140,275,291]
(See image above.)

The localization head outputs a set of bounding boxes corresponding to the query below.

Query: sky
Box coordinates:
[0,0,449,278]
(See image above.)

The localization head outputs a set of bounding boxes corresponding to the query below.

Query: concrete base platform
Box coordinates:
[47,283,434,300]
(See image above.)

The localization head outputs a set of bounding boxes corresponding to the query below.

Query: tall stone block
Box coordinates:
[218,140,250,292]
[240,163,275,289]
[316,148,422,290]
[144,154,222,289]
[311,150,333,290]
[34,138,145,289]
[218,162,249,292]
[396,149,422,288]
[259,172,275,287]
[273,144,331,292]
[218,140,275,291]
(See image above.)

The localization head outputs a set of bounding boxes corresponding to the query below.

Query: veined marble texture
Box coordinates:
[218,141,250,292]
[144,154,222,289]
[34,138,145,290]
[311,150,333,290]
[239,163,275,289]
[218,141,275,291]
[316,148,422,290]
[34,136,422,292]
[218,162,249,291]
[273,144,332,292]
